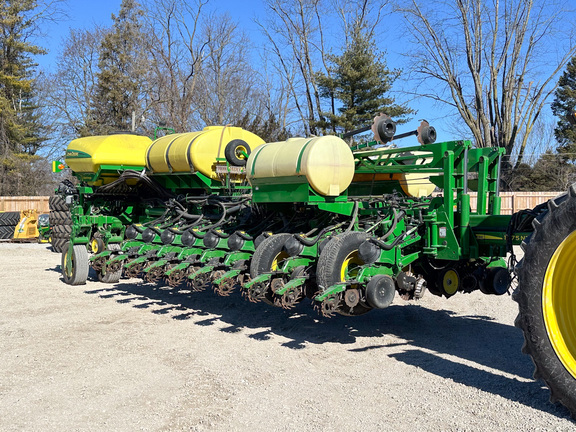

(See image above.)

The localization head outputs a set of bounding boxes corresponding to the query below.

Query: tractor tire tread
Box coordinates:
[0,211,20,226]
[515,187,576,418]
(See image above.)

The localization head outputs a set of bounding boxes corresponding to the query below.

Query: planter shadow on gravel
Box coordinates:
[81,278,572,420]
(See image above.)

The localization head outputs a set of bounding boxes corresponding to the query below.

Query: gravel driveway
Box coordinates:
[0,243,573,431]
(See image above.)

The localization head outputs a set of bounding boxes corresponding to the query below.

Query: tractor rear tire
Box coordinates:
[515,185,576,417]
[0,211,20,226]
[61,243,89,285]
[317,231,373,316]
[0,225,13,239]
[49,196,67,212]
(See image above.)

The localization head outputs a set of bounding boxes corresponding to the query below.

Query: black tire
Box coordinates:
[52,238,63,253]
[250,233,292,278]
[49,196,67,211]
[49,211,60,225]
[224,139,251,167]
[249,233,292,305]
[98,269,122,284]
[61,243,89,285]
[53,224,72,236]
[317,231,373,316]
[0,211,20,226]
[0,225,13,239]
[515,185,576,417]
[59,211,72,225]
[50,210,71,226]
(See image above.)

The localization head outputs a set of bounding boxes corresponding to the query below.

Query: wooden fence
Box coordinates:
[466,192,562,215]
[0,196,50,213]
[0,192,564,216]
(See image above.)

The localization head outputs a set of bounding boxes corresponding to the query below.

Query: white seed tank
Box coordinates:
[246,136,355,197]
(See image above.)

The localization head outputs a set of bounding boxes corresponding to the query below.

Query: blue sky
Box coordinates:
[36,0,459,143]
[37,0,561,149]
[40,0,265,70]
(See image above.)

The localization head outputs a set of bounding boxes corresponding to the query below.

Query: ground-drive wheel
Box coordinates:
[61,243,89,285]
[249,233,291,304]
[515,186,576,417]
[316,231,373,316]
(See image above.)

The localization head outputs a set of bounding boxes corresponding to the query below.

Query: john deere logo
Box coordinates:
[66,150,91,159]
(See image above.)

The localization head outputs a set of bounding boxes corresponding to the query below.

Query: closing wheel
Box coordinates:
[224,139,251,166]
[90,237,105,254]
[439,268,459,298]
[61,243,89,286]
[366,274,395,309]
[515,186,576,417]
[317,231,373,316]
[98,268,122,284]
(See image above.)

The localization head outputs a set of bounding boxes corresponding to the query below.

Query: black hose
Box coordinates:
[176,208,203,220]
[369,234,405,251]
[147,226,162,235]
[345,201,359,233]
[296,227,330,247]
[212,229,231,239]
[235,231,254,241]
[379,209,405,241]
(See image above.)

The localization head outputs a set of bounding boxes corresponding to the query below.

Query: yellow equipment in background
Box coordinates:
[13,209,41,240]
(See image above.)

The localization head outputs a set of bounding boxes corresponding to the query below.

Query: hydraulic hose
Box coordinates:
[345,201,359,232]
[379,209,405,242]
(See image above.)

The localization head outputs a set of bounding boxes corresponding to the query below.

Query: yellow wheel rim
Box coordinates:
[543,230,576,378]
[340,251,364,281]
[442,269,459,295]
[236,145,247,160]
[65,250,73,277]
[91,239,99,253]
[271,251,289,271]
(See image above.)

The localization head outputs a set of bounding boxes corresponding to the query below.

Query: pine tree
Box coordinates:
[83,0,146,136]
[314,24,413,135]
[552,56,576,161]
[0,0,47,195]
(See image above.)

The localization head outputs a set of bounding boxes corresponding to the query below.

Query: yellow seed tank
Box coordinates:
[146,126,265,179]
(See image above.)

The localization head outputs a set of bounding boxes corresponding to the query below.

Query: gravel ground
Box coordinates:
[0,242,574,431]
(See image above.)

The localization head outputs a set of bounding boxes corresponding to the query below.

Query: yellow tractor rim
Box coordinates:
[271,251,289,271]
[442,269,459,295]
[340,251,364,281]
[543,230,576,378]
[91,239,99,253]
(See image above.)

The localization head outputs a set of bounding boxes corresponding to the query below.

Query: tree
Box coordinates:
[142,0,210,132]
[84,0,147,135]
[237,112,290,143]
[552,56,576,161]
[194,15,266,127]
[0,1,47,195]
[258,0,391,135]
[41,27,106,141]
[398,0,576,169]
[257,0,328,135]
[314,22,412,134]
